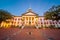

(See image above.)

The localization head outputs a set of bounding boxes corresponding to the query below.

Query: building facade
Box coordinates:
[1,9,60,28]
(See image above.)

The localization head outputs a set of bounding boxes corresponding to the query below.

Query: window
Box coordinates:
[13,18,14,20]
[23,17,25,20]
[32,17,34,20]
[18,22,19,24]
[15,19,17,21]
[44,22,46,24]
[26,17,28,20]
[59,22,60,24]
[47,22,48,24]
[40,19,42,21]
[14,22,16,24]
[29,17,31,20]
[18,19,20,20]
[32,21,34,23]
[53,22,54,24]
[41,22,43,24]
[50,22,52,24]
[12,22,13,24]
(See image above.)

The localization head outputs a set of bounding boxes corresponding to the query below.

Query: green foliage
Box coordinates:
[44,5,60,21]
[57,27,60,29]
[48,25,55,29]
[0,9,13,23]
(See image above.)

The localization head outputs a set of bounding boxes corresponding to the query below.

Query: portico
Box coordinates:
[22,9,38,26]
[22,16,36,26]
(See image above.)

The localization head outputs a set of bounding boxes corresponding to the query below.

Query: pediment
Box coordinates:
[22,9,38,16]
[24,12,36,15]
[22,12,38,16]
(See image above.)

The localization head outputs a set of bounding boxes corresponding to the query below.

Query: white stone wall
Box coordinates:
[38,17,60,27]
[11,16,60,28]
[12,16,22,26]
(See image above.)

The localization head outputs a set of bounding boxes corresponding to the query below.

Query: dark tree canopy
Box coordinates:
[44,5,60,21]
[0,9,13,24]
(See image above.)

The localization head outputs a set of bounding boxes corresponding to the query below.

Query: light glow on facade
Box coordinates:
[1,9,60,28]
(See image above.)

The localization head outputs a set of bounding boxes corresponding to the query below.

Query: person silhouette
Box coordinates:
[29,32,31,35]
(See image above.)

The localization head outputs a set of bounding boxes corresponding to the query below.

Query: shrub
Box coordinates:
[57,27,60,29]
[48,25,55,29]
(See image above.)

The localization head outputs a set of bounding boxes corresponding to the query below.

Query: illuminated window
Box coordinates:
[41,22,43,24]
[23,17,25,20]
[14,22,16,24]
[47,22,48,24]
[44,22,46,24]
[40,19,42,21]
[18,22,19,24]
[18,19,20,20]
[13,18,14,20]
[44,18,46,20]
[26,17,28,20]
[29,17,31,20]
[32,21,34,23]
[15,19,17,21]
[32,17,34,20]
[26,22,28,23]
[12,22,13,24]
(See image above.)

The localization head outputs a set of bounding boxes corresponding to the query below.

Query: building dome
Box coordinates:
[27,8,33,12]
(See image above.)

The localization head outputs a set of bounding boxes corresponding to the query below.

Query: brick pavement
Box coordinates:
[0,28,60,40]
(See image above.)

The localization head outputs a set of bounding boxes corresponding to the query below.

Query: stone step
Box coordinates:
[24,26,36,29]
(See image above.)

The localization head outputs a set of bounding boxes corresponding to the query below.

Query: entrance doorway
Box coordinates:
[29,20,31,25]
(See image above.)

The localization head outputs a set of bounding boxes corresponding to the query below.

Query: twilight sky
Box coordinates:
[0,0,60,16]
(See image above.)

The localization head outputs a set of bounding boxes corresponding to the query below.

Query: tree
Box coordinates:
[0,9,13,26]
[44,5,60,27]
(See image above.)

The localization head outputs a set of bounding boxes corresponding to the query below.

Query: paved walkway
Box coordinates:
[0,28,60,40]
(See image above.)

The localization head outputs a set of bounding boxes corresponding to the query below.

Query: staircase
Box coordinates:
[24,26,36,29]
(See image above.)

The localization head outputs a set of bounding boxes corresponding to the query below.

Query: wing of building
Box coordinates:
[1,8,60,28]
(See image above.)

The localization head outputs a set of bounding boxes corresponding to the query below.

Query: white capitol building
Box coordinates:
[1,8,60,28]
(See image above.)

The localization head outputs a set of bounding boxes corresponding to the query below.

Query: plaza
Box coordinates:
[0,27,60,40]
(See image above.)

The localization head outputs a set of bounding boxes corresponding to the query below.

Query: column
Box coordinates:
[23,17,24,25]
[31,17,32,25]
[28,17,29,25]
[25,17,26,25]
[34,17,35,25]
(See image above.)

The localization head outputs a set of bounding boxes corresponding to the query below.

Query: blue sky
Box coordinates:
[0,0,60,16]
